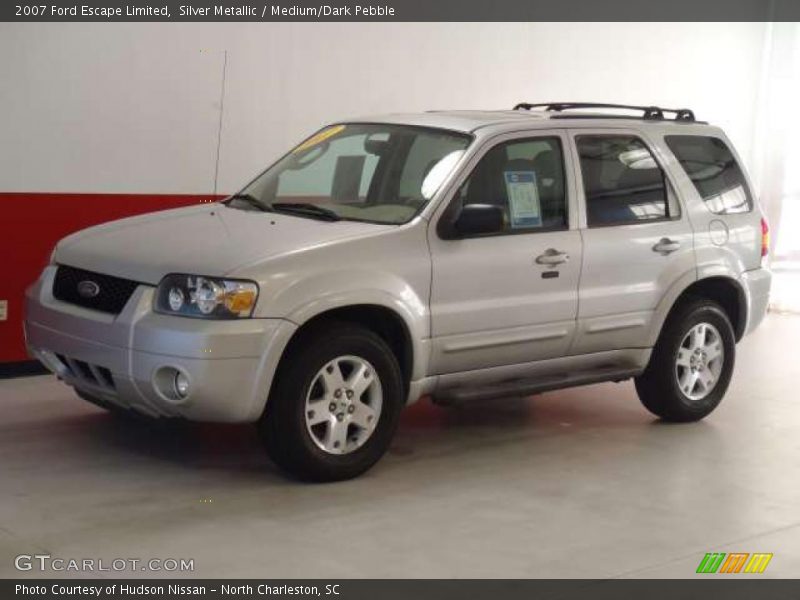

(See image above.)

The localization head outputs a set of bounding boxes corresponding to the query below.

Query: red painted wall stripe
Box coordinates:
[0,192,223,363]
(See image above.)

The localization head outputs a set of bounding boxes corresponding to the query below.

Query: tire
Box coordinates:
[259,322,405,482]
[635,298,735,422]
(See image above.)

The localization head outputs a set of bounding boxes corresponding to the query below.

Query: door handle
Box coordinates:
[652,237,681,255]
[535,248,569,266]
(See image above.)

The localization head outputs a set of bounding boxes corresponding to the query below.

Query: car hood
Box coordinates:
[54,204,392,284]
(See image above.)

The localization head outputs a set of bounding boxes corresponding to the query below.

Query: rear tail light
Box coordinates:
[761,217,770,260]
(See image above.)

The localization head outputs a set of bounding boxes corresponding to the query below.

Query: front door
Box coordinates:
[428,131,582,375]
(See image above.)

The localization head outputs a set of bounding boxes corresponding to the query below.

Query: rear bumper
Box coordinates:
[742,266,772,336]
[24,266,296,422]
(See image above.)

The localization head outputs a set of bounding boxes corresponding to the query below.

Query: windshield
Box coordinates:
[232,123,472,224]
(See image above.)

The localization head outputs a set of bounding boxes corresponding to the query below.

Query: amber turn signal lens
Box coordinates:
[224,289,257,315]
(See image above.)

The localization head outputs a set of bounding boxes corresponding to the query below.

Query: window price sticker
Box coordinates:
[505,171,542,229]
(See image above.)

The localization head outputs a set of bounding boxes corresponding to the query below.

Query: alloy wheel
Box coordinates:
[304,355,383,455]
[675,322,725,401]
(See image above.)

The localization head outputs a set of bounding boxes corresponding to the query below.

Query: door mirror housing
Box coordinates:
[452,204,505,237]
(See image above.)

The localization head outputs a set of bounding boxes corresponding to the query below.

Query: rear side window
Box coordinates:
[665,135,753,214]
[576,135,672,227]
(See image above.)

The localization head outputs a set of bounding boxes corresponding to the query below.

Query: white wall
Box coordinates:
[0,24,225,193]
[0,22,767,195]
[752,22,800,257]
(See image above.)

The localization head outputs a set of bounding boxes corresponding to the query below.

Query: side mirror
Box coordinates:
[452,204,504,237]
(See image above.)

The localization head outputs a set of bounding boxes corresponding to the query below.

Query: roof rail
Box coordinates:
[513,102,696,122]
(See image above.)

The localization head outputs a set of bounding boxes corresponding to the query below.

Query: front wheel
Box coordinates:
[259,322,404,482]
[635,299,736,422]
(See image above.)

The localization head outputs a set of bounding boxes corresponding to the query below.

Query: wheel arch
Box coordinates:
[657,275,747,343]
[266,301,420,414]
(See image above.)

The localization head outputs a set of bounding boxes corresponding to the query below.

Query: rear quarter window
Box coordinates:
[665,135,753,214]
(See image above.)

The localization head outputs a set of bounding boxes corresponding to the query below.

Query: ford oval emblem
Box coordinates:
[77,280,100,299]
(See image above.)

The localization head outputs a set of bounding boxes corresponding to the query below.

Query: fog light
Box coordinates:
[174,372,190,398]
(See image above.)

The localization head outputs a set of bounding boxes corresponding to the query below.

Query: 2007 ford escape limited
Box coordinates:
[25,102,772,481]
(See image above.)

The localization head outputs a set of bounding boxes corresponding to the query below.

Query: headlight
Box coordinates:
[154,274,259,319]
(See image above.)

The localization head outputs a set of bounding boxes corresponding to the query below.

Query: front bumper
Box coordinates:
[24,266,296,422]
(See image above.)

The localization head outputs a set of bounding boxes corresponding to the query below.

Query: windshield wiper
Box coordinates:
[225,193,271,212]
[272,203,342,222]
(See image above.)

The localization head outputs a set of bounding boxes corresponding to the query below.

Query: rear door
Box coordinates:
[568,129,696,354]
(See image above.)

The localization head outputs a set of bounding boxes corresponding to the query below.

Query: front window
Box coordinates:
[233,123,471,224]
[452,136,568,234]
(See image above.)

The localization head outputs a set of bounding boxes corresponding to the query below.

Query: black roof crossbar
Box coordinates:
[513,102,696,122]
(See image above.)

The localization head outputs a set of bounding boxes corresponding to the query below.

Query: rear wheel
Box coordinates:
[635,298,735,422]
[259,323,404,482]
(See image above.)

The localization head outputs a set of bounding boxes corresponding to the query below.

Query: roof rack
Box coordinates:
[513,102,696,122]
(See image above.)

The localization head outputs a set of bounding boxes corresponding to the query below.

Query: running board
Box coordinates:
[431,367,642,405]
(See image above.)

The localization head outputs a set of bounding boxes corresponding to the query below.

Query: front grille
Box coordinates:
[53,265,140,314]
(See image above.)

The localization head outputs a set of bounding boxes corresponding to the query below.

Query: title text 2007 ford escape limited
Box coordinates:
[25,102,771,481]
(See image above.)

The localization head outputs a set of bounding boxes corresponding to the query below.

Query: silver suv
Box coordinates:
[25,103,772,481]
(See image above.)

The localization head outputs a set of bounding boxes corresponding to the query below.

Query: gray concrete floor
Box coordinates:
[1,313,799,579]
